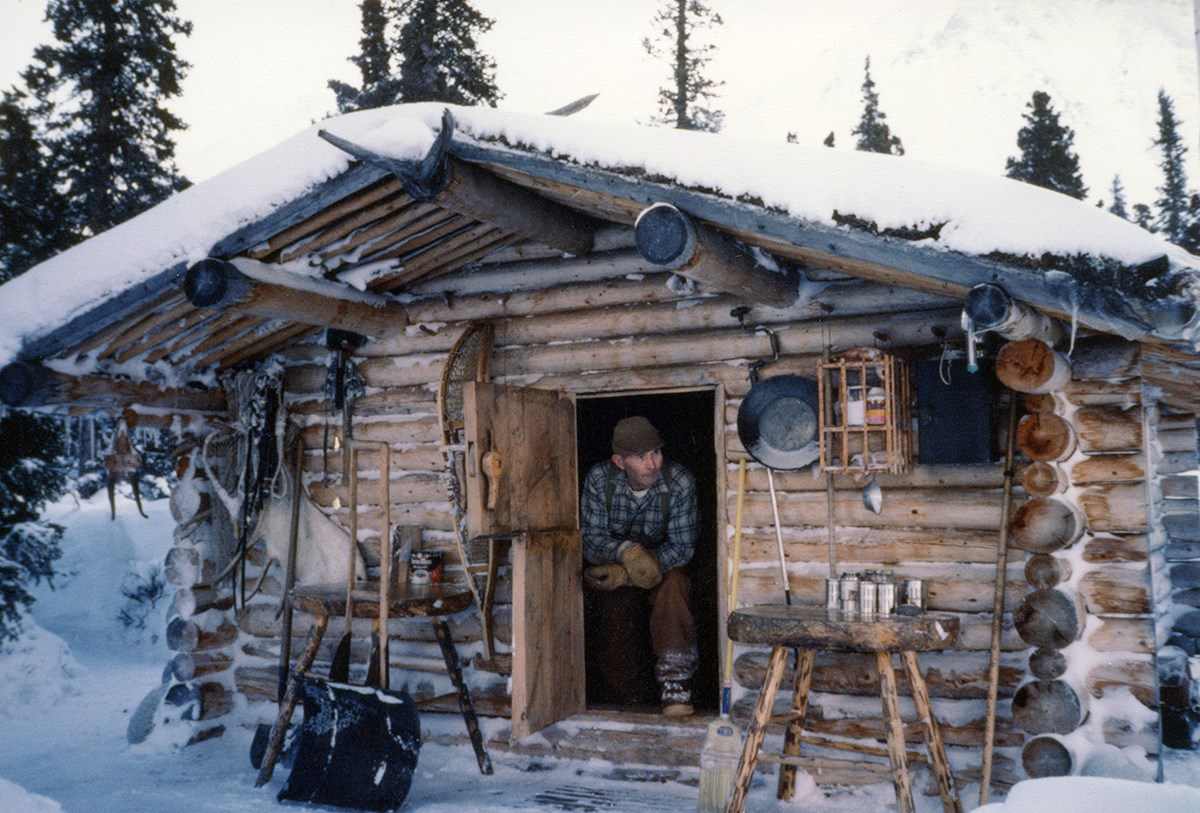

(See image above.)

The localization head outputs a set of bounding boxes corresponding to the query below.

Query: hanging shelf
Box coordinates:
[818,347,912,474]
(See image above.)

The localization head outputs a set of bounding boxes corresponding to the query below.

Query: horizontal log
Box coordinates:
[739,488,1004,531]
[1160,474,1200,500]
[1156,425,1198,454]
[1084,616,1156,653]
[168,651,234,682]
[299,415,440,449]
[164,680,235,721]
[184,257,409,335]
[1011,678,1085,734]
[1056,379,1141,407]
[1009,497,1085,554]
[635,202,797,307]
[739,463,1004,492]
[733,650,1023,700]
[1014,588,1085,649]
[996,338,1072,394]
[1069,452,1146,485]
[172,585,235,617]
[1081,533,1148,565]
[1073,405,1143,453]
[165,546,218,588]
[1078,568,1151,615]
[0,361,225,413]
[1069,336,1141,380]
[737,526,1015,567]
[1158,449,1199,475]
[734,570,1025,615]
[1087,657,1156,707]
[1016,412,1076,461]
[1075,483,1148,532]
[167,612,239,652]
[302,445,446,477]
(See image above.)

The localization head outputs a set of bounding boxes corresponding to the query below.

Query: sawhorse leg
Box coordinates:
[777,648,815,800]
[725,645,789,813]
[434,619,494,775]
[876,651,915,813]
[901,650,962,813]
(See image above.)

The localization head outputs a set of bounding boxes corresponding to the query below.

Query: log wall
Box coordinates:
[212,244,1170,784]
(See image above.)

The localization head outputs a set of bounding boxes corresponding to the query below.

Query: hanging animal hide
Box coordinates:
[249,460,364,587]
[105,414,148,520]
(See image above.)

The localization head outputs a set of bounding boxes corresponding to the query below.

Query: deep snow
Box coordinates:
[1,488,1198,813]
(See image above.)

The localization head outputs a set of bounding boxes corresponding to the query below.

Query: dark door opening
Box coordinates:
[576,389,719,714]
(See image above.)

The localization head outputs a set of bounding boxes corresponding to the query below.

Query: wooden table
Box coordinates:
[724,605,962,813]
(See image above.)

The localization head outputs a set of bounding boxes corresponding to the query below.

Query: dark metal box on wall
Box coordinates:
[915,357,996,464]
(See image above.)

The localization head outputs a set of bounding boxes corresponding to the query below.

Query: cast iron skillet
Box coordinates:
[736,374,820,471]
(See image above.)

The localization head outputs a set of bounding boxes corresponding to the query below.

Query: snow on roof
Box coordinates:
[2,102,1196,368]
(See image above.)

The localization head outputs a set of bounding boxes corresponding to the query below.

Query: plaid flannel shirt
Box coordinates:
[581,459,698,572]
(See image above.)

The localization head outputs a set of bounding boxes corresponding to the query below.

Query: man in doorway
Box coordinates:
[581,415,699,716]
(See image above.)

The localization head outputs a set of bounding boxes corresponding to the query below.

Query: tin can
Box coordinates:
[838,574,860,616]
[858,580,878,616]
[877,582,897,615]
[900,578,925,610]
[825,578,840,609]
[410,550,444,585]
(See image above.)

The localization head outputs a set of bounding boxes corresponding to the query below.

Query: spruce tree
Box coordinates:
[395,0,501,106]
[1005,90,1087,200]
[1107,175,1129,220]
[1152,90,1190,244]
[852,57,904,155]
[330,0,403,113]
[22,0,191,238]
[1132,203,1155,231]
[0,88,71,282]
[0,411,66,642]
[643,0,724,132]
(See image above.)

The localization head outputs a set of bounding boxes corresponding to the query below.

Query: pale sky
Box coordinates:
[1,0,1198,210]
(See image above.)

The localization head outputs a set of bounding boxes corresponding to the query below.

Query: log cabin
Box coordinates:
[2,102,1199,802]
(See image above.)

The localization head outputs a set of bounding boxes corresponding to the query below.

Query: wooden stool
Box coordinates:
[724,605,963,813]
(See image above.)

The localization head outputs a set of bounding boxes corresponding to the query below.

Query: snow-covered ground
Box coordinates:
[1,488,1198,813]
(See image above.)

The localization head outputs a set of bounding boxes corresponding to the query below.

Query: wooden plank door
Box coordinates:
[462,382,582,737]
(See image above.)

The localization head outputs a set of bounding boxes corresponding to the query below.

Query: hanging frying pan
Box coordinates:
[736,374,820,471]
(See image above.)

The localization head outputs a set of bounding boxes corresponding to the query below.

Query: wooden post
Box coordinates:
[726,645,788,813]
[900,651,962,813]
[777,648,815,800]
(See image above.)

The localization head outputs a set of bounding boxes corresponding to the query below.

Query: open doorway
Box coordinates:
[576,389,719,714]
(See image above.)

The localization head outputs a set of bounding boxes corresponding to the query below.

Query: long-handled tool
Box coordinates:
[980,394,1019,805]
[698,459,747,813]
[328,452,360,683]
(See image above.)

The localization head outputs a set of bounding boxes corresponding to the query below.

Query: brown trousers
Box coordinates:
[590,568,698,704]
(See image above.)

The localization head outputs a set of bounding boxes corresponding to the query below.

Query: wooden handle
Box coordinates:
[481,450,503,510]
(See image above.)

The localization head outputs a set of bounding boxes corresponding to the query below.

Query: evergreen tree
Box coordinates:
[22,0,191,238]
[0,88,71,282]
[643,0,724,132]
[823,131,836,148]
[1152,90,1190,244]
[1107,175,1129,220]
[1005,90,1087,200]
[329,0,404,113]
[852,57,904,155]
[1132,203,1155,231]
[0,411,67,642]
[395,0,501,106]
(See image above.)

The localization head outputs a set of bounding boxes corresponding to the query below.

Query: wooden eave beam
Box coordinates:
[183,257,408,336]
[633,202,798,307]
[0,361,225,414]
[318,119,595,257]
[450,140,1200,346]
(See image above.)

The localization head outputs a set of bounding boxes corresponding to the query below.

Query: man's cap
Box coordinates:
[612,416,663,456]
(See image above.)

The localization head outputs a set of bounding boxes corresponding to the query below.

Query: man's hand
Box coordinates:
[618,543,663,589]
[584,563,630,591]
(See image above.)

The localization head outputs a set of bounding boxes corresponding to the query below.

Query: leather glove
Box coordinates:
[584,563,630,591]
[618,543,663,589]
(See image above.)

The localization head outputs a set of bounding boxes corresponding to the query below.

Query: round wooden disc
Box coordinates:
[1012,679,1084,734]
[996,338,1071,394]
[1013,588,1084,649]
[1009,497,1084,554]
[1021,462,1067,497]
[1022,735,1074,778]
[1016,413,1076,462]
[1029,647,1068,680]
[1024,553,1067,589]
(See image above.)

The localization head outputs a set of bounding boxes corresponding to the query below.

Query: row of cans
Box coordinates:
[825,572,925,616]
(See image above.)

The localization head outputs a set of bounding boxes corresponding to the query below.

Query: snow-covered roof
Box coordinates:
[2,102,1199,370]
